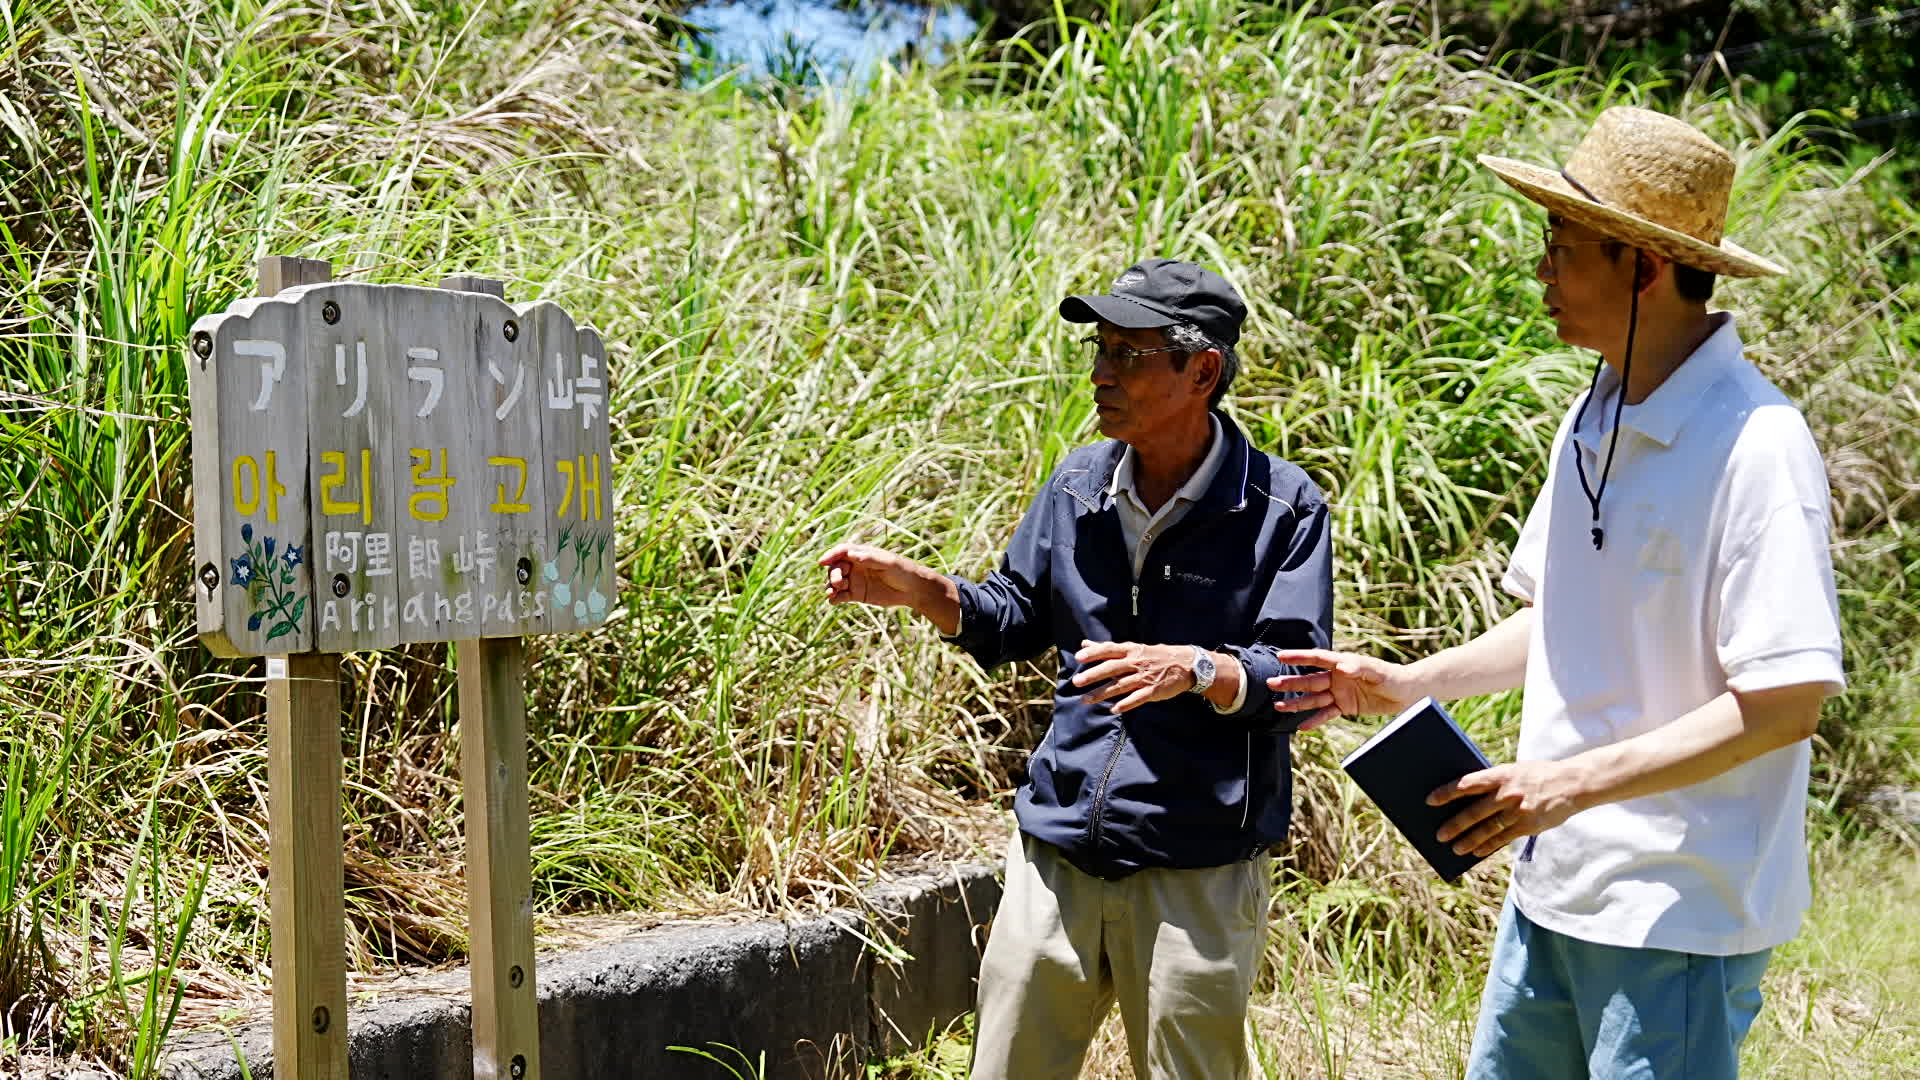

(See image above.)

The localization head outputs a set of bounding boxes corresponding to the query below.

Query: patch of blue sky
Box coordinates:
[682,0,977,86]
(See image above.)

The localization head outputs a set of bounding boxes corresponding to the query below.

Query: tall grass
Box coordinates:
[875,834,1920,1079]
[1,0,1915,1068]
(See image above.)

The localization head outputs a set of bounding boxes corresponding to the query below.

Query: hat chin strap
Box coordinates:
[1560,169,1605,206]
[1571,256,1639,551]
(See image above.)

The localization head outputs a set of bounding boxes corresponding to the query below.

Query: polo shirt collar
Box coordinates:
[1108,412,1227,511]
[1576,312,1744,451]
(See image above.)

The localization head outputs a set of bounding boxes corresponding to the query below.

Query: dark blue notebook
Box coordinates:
[1340,697,1494,883]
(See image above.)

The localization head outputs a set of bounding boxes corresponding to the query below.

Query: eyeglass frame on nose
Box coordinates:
[1538,230,1617,278]
[1081,334,1187,375]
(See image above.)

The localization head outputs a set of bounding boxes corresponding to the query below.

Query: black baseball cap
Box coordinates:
[1059,258,1246,348]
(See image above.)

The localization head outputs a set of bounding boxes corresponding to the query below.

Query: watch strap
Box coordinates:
[1188,645,1215,694]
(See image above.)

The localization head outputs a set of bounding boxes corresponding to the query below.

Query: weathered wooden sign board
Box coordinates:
[189,280,613,655]
[187,259,613,1080]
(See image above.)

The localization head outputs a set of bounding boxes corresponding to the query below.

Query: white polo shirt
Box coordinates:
[1502,313,1845,956]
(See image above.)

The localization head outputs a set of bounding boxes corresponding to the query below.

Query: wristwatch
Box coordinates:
[1187,646,1215,695]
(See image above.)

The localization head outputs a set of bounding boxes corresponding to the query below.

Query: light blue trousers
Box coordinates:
[1466,896,1771,1079]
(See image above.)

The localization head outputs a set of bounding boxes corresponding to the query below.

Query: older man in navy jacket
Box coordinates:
[820,259,1332,1080]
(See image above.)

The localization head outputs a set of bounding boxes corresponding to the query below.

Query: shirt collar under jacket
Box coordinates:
[1106,412,1230,514]
[1573,311,1742,452]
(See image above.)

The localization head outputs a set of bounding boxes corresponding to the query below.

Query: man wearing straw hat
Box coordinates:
[1266,107,1844,1077]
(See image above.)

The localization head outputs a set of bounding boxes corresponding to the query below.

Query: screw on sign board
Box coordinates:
[188,280,613,656]
[186,260,603,1080]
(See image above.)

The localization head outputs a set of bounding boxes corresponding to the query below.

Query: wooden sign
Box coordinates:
[188,282,614,656]
[190,261,584,1080]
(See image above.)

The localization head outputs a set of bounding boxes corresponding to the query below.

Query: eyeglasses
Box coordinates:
[1081,334,1185,375]
[1539,231,1616,276]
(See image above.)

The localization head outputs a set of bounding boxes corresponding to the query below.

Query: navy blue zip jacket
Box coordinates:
[946,414,1333,879]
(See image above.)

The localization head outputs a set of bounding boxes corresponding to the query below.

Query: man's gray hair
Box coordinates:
[1166,321,1239,408]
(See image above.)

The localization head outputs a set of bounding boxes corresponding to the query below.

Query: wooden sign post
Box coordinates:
[188,258,614,1080]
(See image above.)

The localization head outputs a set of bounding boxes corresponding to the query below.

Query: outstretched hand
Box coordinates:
[1265,648,1419,732]
[819,542,929,609]
[817,542,960,634]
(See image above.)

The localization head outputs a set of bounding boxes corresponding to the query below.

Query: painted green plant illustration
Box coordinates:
[228,522,307,642]
[547,525,613,620]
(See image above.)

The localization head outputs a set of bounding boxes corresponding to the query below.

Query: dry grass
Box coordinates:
[879,831,1920,1079]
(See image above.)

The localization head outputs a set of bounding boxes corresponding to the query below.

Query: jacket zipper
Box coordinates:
[1240,732,1252,830]
[1102,548,1147,851]
[1087,728,1130,851]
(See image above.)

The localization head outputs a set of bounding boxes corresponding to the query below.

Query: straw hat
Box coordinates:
[1478,106,1788,278]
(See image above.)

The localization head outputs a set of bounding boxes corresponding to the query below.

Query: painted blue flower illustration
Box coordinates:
[551,526,616,626]
[229,528,306,644]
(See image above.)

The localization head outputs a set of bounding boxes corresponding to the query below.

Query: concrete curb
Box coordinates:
[163,863,1000,1080]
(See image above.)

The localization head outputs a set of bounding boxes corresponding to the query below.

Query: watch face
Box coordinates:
[1192,649,1214,691]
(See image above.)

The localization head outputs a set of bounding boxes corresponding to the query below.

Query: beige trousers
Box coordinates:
[969,826,1270,1080]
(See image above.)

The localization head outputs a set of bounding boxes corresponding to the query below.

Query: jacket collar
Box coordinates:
[1067,410,1252,515]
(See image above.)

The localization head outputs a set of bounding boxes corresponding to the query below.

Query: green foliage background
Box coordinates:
[0,0,1915,1070]
[1427,0,1920,141]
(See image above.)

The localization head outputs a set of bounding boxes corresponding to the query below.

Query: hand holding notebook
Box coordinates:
[1339,697,1497,882]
